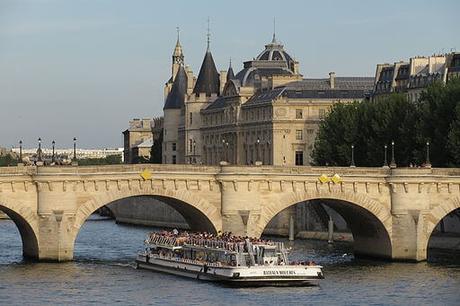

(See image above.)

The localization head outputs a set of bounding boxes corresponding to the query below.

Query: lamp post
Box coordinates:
[383,144,388,168]
[73,137,77,162]
[256,137,260,162]
[425,141,431,168]
[52,140,55,163]
[350,144,355,167]
[37,137,42,162]
[193,140,196,164]
[225,141,229,163]
[267,141,271,165]
[221,138,225,162]
[19,140,23,162]
[390,140,397,168]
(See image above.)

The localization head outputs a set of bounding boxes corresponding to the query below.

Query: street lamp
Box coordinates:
[425,141,431,168]
[267,141,271,165]
[73,137,77,162]
[225,141,229,163]
[256,137,260,162]
[383,144,388,168]
[19,140,23,162]
[52,140,56,163]
[350,144,355,167]
[221,138,225,162]
[390,140,397,168]
[37,137,42,162]
[193,140,196,164]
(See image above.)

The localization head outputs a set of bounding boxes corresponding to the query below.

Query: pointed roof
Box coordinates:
[173,27,183,57]
[193,50,220,96]
[164,65,187,110]
[226,59,235,80]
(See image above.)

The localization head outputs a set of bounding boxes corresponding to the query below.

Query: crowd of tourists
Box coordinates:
[148,230,273,247]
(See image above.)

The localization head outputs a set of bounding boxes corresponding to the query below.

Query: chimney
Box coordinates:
[329,72,336,89]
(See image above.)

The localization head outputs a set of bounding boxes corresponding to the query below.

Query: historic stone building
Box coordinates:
[373,52,460,102]
[123,117,163,163]
[162,32,373,166]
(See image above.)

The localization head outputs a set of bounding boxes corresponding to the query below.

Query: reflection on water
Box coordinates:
[1,218,459,305]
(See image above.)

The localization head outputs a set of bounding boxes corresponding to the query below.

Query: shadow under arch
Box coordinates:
[70,188,222,252]
[0,203,39,260]
[258,196,393,260]
[424,198,460,261]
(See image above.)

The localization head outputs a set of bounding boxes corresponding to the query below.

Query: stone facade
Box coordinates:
[123,117,163,163]
[161,33,373,166]
[373,52,460,102]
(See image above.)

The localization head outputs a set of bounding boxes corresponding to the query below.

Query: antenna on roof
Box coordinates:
[176,26,180,43]
[229,57,232,68]
[272,17,276,43]
[206,17,211,51]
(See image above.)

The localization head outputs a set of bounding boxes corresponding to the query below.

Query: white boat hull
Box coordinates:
[136,254,323,286]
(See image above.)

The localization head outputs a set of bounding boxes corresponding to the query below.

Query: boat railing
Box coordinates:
[147,233,287,253]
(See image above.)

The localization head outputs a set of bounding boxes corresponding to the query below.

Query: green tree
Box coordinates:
[0,155,18,167]
[416,78,460,166]
[150,129,163,164]
[77,155,122,165]
[447,103,460,166]
[312,94,419,167]
[312,101,361,166]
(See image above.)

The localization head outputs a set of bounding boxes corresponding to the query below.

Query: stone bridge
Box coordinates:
[0,164,459,262]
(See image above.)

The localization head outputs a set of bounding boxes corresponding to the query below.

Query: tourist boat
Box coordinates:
[136,232,324,286]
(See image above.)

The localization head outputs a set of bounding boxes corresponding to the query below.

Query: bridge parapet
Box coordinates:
[0,164,460,262]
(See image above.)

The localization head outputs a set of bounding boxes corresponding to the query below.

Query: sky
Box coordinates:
[0,0,459,149]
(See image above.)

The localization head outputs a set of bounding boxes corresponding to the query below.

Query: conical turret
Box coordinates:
[164,65,187,110]
[193,50,220,96]
[226,59,235,80]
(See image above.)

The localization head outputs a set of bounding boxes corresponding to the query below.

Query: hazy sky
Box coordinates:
[0,0,458,149]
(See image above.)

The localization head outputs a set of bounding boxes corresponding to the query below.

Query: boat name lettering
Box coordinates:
[263,270,296,275]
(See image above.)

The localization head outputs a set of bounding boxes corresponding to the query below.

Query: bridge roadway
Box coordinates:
[0,164,459,262]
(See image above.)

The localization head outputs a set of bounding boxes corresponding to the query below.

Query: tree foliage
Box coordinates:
[0,155,18,167]
[77,154,122,165]
[312,78,460,167]
[150,129,163,164]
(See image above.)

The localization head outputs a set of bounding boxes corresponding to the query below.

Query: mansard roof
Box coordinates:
[203,96,235,111]
[243,77,373,107]
[284,77,374,90]
[193,50,220,96]
[163,65,187,110]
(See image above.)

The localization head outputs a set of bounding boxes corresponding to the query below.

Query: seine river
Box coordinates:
[1,217,459,305]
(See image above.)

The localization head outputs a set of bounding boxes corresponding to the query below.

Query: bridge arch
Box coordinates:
[255,190,393,259]
[68,187,222,255]
[423,197,460,259]
[0,196,39,259]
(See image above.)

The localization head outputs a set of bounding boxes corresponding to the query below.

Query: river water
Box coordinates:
[1,217,459,305]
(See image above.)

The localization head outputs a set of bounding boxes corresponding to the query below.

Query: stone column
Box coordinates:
[389,181,430,261]
[36,181,77,261]
[220,179,261,237]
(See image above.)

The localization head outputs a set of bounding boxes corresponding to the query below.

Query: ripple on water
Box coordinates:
[1,219,460,305]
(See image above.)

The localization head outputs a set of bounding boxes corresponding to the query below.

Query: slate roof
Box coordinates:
[193,51,220,96]
[243,78,373,107]
[227,65,235,80]
[235,67,293,87]
[203,96,236,111]
[284,77,374,91]
[136,138,153,148]
[163,65,187,110]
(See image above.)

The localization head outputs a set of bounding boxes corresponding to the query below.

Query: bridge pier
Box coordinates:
[220,180,261,237]
[389,178,432,261]
[37,211,75,261]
